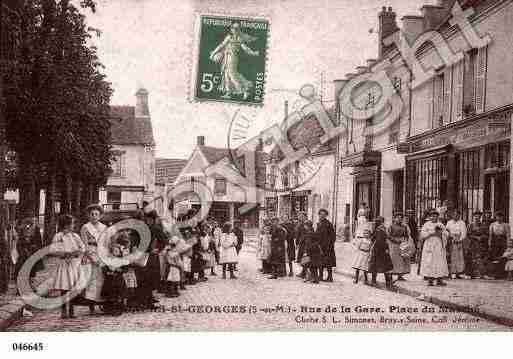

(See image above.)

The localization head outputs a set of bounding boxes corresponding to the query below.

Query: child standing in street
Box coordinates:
[165,237,183,298]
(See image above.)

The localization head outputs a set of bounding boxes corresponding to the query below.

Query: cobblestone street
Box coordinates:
[6,234,508,331]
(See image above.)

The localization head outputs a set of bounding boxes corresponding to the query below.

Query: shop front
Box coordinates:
[399,107,512,223]
[340,150,382,221]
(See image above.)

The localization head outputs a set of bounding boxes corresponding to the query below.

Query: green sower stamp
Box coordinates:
[194,15,269,105]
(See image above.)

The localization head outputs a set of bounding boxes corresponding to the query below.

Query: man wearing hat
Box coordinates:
[316,209,336,282]
[295,211,308,278]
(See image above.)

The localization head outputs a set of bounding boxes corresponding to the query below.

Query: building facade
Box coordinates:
[335,0,513,234]
[171,136,262,227]
[99,88,156,210]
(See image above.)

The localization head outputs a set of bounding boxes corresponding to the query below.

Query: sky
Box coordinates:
[84,0,435,159]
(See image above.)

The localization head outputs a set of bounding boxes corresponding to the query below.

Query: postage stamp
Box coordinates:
[193,15,269,105]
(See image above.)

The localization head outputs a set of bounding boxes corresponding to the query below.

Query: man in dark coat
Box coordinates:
[232,220,244,271]
[269,217,287,279]
[316,209,336,282]
[295,212,308,278]
[141,210,167,308]
[281,215,296,277]
[368,216,394,289]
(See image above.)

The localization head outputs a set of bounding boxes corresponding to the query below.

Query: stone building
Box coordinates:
[99,88,156,210]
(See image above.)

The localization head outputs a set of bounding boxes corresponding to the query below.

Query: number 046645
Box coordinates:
[12,342,44,351]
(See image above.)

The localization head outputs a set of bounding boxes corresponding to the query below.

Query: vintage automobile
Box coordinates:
[100,202,142,226]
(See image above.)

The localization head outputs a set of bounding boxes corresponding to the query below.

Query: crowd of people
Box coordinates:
[349,206,513,289]
[14,204,245,319]
[257,209,337,284]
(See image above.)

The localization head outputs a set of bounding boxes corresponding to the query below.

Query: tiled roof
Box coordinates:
[155,158,188,185]
[198,145,229,164]
[109,106,155,146]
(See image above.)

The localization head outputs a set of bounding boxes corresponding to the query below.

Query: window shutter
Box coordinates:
[443,67,452,124]
[452,60,464,121]
[475,46,487,113]
[432,75,443,128]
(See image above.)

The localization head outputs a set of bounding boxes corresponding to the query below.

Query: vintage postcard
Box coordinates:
[1,0,513,350]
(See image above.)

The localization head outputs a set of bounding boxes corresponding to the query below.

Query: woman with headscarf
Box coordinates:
[351,209,373,284]
[419,210,449,286]
[79,204,107,313]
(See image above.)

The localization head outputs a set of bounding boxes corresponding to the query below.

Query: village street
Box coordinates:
[6,233,507,331]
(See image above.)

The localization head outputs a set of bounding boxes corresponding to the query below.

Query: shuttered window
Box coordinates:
[432,73,445,128]
[475,46,488,113]
[452,60,464,121]
[442,67,453,125]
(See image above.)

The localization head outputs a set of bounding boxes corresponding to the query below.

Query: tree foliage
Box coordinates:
[2,0,113,220]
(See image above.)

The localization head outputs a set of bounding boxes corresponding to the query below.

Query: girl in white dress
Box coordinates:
[419,210,449,286]
[445,210,467,278]
[351,210,373,284]
[219,222,238,279]
[79,204,107,313]
[50,215,85,319]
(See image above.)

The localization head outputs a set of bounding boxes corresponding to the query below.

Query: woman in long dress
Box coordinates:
[368,216,394,289]
[50,215,85,319]
[79,204,107,313]
[209,22,260,100]
[488,211,510,279]
[466,211,488,279]
[419,210,449,286]
[351,209,373,284]
[445,210,467,279]
[387,212,411,281]
[257,220,272,274]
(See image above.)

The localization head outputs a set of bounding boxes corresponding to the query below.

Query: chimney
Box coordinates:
[333,79,347,101]
[378,6,399,58]
[421,4,447,31]
[401,15,425,44]
[197,136,205,146]
[135,88,150,117]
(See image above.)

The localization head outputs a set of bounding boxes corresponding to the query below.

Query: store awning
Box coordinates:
[340,150,381,167]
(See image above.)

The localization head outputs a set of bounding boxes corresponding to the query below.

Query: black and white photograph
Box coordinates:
[0,0,512,354]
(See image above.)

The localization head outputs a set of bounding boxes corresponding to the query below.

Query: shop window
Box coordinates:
[214,178,227,195]
[456,148,484,222]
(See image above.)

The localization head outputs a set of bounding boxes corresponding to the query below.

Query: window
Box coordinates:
[433,73,445,128]
[463,49,477,116]
[214,178,227,195]
[111,153,123,177]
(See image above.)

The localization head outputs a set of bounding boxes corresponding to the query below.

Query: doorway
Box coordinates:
[484,171,509,219]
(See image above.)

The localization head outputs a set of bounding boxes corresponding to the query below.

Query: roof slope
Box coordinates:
[109,105,155,146]
[155,158,188,185]
[198,145,229,164]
